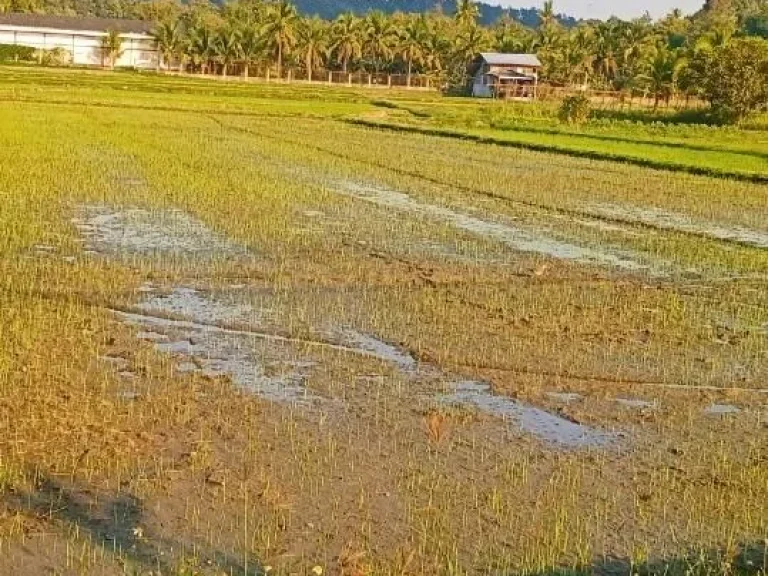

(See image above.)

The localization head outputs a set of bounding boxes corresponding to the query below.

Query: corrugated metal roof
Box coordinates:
[479,53,542,67]
[0,13,153,34]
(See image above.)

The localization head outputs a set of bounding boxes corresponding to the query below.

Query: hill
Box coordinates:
[289,0,578,28]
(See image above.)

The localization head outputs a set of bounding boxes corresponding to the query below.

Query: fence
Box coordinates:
[164,64,437,91]
[536,85,708,111]
[158,65,709,111]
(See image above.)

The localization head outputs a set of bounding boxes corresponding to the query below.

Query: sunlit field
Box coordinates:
[0,66,766,576]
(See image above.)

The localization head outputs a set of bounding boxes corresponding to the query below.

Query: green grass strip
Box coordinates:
[347,118,768,185]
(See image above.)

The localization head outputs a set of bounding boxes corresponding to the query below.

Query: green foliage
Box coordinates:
[36,46,71,66]
[100,29,123,69]
[0,43,36,62]
[558,93,591,124]
[703,37,768,122]
[5,0,768,118]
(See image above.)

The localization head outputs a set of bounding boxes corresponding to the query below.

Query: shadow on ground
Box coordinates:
[3,473,264,575]
[534,541,766,576]
[2,472,765,575]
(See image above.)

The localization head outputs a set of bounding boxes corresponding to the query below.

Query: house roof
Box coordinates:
[0,13,154,34]
[478,53,542,68]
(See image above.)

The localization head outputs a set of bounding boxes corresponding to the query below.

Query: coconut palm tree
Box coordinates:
[297,16,328,81]
[215,25,242,77]
[455,0,479,29]
[100,30,123,69]
[454,24,489,67]
[423,21,452,76]
[330,12,362,73]
[399,15,429,85]
[566,25,595,87]
[645,43,681,107]
[593,21,620,86]
[239,26,263,79]
[262,0,298,78]
[188,25,216,74]
[363,11,397,72]
[539,0,557,30]
[152,20,183,71]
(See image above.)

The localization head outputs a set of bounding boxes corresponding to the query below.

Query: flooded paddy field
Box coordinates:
[1,75,767,576]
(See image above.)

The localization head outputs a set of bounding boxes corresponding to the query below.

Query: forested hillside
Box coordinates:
[0,0,577,27]
[288,0,576,28]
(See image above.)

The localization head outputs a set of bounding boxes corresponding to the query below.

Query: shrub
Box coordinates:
[558,93,592,125]
[36,47,72,66]
[703,38,768,123]
[0,44,36,63]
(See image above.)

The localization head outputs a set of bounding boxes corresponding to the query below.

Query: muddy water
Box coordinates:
[704,403,742,415]
[76,203,622,447]
[118,307,318,404]
[588,203,768,248]
[441,382,617,448]
[340,329,418,371]
[337,182,652,272]
[616,398,658,410]
[72,205,247,258]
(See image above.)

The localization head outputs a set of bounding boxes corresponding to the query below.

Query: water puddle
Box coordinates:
[72,204,248,259]
[704,403,742,416]
[341,330,418,371]
[121,307,317,404]
[337,183,650,272]
[616,398,658,410]
[440,381,617,448]
[137,287,265,327]
[547,392,583,404]
[111,288,317,403]
[588,203,768,248]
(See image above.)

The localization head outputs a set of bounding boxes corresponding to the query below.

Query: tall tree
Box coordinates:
[239,26,263,78]
[262,0,298,78]
[645,43,681,107]
[215,25,242,77]
[297,16,328,80]
[330,12,362,73]
[363,11,397,72]
[399,14,429,85]
[100,30,123,69]
[455,0,479,29]
[152,20,183,71]
[188,24,216,74]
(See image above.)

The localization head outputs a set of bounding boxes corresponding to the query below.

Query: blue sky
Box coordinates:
[495,0,705,20]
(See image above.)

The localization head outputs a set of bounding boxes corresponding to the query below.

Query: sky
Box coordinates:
[494,0,705,20]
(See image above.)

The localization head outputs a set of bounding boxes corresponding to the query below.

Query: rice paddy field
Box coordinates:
[0,66,767,576]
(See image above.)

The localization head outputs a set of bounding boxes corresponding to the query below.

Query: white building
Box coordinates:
[0,13,158,68]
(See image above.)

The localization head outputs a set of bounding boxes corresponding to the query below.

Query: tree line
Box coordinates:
[4,0,768,118]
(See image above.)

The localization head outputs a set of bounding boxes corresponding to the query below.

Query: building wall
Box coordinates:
[0,26,157,68]
[472,69,493,98]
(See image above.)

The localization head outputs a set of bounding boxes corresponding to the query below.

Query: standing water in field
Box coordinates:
[337,182,652,272]
[587,203,768,248]
[118,288,319,404]
[440,381,618,448]
[73,203,621,446]
[72,204,248,259]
